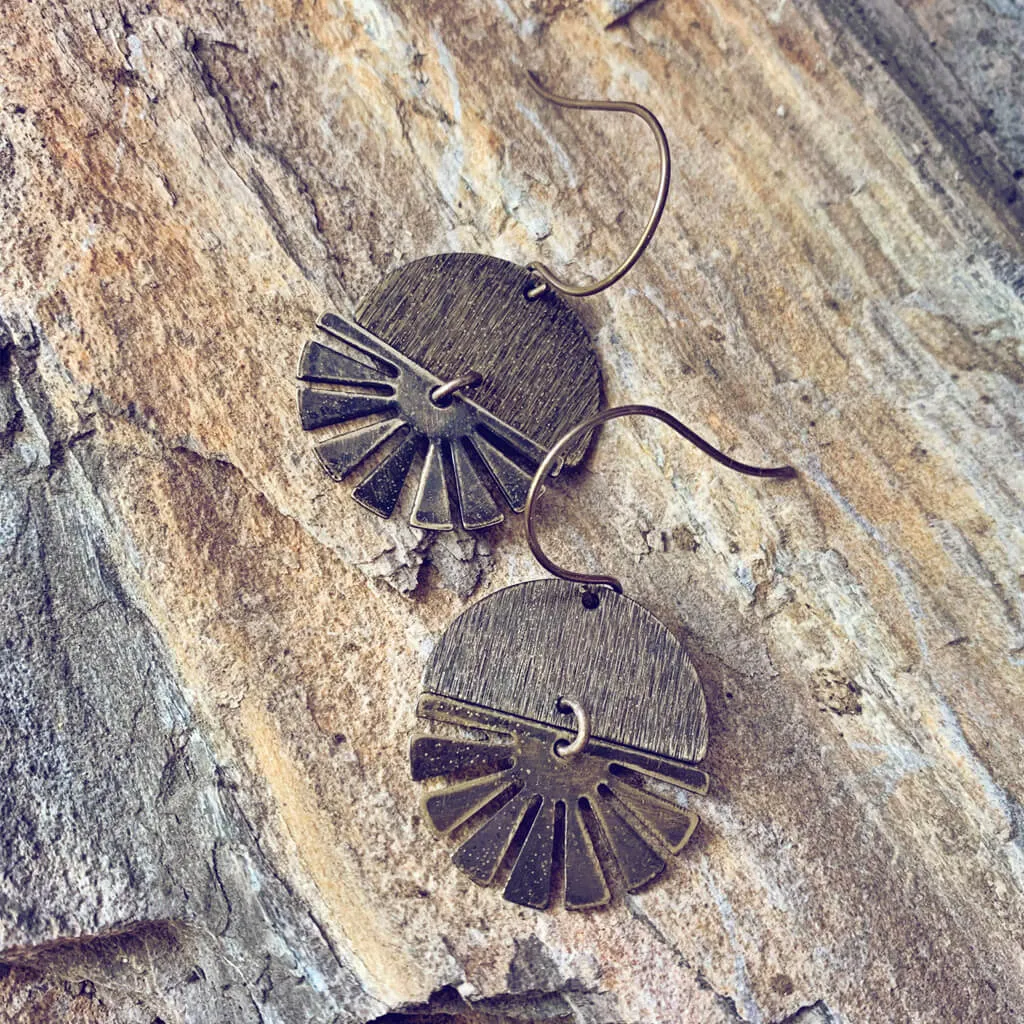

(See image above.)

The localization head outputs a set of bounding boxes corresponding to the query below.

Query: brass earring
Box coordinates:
[296,76,670,533]
[409,406,795,910]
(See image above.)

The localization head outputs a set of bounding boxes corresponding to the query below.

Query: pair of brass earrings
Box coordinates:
[297,76,795,909]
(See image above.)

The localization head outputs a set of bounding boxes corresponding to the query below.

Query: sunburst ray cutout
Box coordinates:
[412,695,709,910]
[297,315,558,530]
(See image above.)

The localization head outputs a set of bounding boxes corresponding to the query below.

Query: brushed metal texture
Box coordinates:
[355,253,601,465]
[297,314,563,530]
[421,578,709,763]
[297,253,602,531]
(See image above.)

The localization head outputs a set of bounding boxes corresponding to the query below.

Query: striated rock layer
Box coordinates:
[1,0,1023,1021]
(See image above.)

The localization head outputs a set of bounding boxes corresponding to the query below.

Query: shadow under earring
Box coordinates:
[410,405,796,909]
[296,74,670,532]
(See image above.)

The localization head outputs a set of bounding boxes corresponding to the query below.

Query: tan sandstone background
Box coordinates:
[1,0,1023,1021]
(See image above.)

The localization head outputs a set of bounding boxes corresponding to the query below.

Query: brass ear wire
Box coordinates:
[524,71,671,299]
[524,405,797,593]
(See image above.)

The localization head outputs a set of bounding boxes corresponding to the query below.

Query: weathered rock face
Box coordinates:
[1,0,1022,1022]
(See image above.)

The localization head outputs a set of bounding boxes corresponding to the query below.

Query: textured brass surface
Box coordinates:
[412,695,708,910]
[421,578,709,763]
[298,254,602,530]
[298,315,565,530]
[412,576,710,909]
[355,253,601,463]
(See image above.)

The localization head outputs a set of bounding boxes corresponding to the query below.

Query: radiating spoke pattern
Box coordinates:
[608,777,698,853]
[564,799,609,910]
[409,736,516,781]
[298,318,556,530]
[298,338,395,386]
[411,701,707,910]
[411,440,453,530]
[452,791,535,885]
[590,793,666,891]
[352,431,421,519]
[503,796,557,908]
[314,418,407,481]
[451,440,503,530]
[298,388,397,431]
[423,769,519,834]
[469,435,535,512]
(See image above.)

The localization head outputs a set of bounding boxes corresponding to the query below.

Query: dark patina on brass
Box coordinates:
[411,578,709,909]
[297,253,602,531]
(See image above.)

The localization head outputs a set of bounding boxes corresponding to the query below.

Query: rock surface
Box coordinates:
[1,0,1023,1021]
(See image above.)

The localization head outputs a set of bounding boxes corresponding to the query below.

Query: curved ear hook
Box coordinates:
[524,405,798,593]
[524,72,671,299]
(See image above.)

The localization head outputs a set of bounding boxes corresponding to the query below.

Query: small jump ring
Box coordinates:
[554,696,591,758]
[430,372,482,406]
[524,276,548,300]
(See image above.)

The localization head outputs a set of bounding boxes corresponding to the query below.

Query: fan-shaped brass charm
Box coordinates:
[297,254,601,531]
[410,579,710,910]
